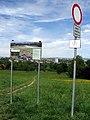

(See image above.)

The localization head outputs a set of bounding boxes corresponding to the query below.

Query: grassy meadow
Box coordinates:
[0,70,90,120]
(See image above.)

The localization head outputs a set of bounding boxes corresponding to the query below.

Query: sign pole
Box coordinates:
[71,3,82,117]
[10,60,13,104]
[36,42,42,105]
[37,60,40,105]
[71,37,77,117]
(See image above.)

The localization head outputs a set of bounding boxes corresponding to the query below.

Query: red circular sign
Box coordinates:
[72,4,82,25]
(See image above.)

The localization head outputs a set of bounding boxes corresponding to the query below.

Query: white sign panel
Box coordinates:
[32,48,41,60]
[69,40,81,48]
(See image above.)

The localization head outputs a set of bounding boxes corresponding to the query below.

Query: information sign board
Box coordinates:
[10,41,42,60]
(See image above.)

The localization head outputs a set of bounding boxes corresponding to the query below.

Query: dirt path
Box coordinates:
[12,77,36,93]
[0,76,36,95]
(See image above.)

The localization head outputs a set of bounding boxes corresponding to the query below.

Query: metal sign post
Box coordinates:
[37,46,42,105]
[37,60,40,105]
[71,3,82,117]
[71,37,77,117]
[10,59,13,104]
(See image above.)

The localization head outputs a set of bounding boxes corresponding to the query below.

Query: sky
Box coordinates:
[0,0,90,58]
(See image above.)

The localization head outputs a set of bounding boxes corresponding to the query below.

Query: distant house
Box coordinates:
[55,58,58,63]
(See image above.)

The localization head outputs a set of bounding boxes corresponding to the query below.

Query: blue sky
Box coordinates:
[0,0,90,58]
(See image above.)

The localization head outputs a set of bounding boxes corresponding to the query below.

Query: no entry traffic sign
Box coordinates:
[72,3,82,25]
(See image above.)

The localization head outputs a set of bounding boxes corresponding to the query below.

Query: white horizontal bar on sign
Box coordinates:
[74,23,80,29]
[73,33,81,38]
[74,25,80,31]
[73,31,81,35]
[74,26,80,33]
[73,34,81,38]
[74,30,81,35]
[74,29,81,34]
[69,39,81,48]
[10,49,20,52]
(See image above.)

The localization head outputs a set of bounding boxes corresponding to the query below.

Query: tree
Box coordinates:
[82,67,90,80]
[49,62,54,71]
[13,61,37,71]
[41,62,48,72]
[86,59,90,67]
[57,62,67,74]
[68,55,85,78]
[81,59,90,80]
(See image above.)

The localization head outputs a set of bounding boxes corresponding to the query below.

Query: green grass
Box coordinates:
[0,70,90,120]
[0,70,37,91]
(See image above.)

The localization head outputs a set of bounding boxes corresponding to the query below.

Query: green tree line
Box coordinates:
[0,56,90,79]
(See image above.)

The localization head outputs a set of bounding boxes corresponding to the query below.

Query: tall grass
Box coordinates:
[0,70,90,120]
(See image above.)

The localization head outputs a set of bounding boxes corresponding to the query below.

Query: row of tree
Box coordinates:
[68,55,90,79]
[0,56,90,79]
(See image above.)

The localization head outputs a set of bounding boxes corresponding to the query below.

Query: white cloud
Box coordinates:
[83,29,90,33]
[82,24,90,29]
[0,17,25,36]
[35,18,65,23]
[0,40,10,57]
[32,27,43,35]
[0,0,90,58]
[0,7,23,16]
[43,44,72,58]
[16,34,29,40]
[0,0,89,23]
[81,39,90,45]
[42,38,70,57]
[45,39,68,48]
[67,33,72,36]
[0,0,72,23]
[30,37,43,42]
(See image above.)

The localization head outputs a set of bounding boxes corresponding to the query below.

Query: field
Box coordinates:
[0,70,90,120]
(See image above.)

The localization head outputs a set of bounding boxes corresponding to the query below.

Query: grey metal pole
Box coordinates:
[10,60,13,104]
[37,61,40,105]
[71,37,77,117]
